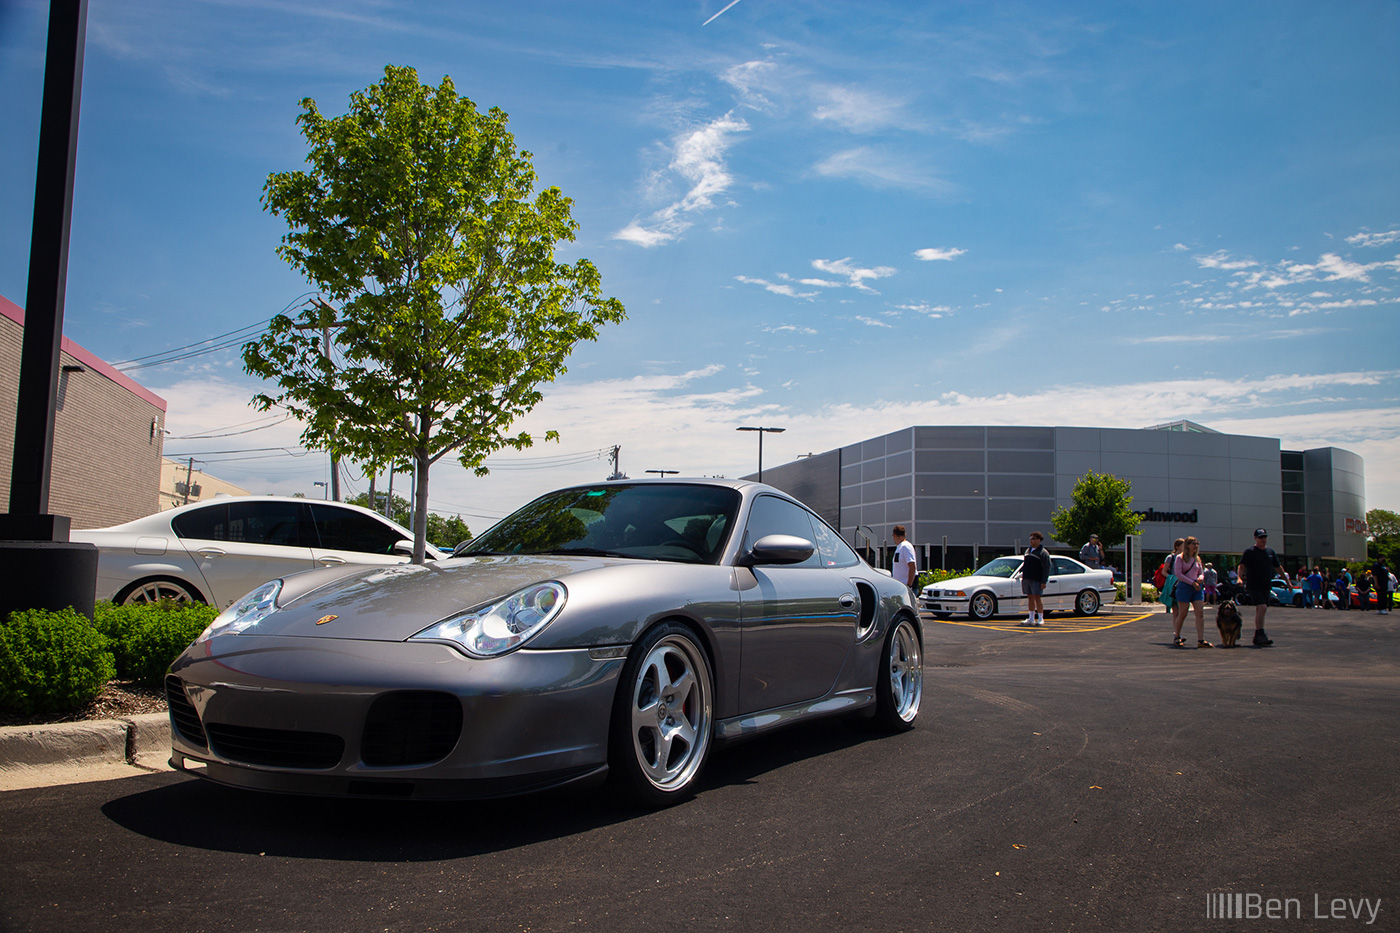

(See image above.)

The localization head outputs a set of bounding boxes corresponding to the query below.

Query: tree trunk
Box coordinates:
[413,450,430,564]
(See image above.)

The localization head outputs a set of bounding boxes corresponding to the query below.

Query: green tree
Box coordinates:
[1050,472,1141,550]
[345,492,472,551]
[1367,508,1400,568]
[246,65,625,562]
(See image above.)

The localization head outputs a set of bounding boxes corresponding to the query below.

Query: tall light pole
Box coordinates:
[646,469,679,477]
[736,426,785,481]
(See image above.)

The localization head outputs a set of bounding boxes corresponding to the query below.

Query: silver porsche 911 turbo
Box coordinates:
[166,478,924,807]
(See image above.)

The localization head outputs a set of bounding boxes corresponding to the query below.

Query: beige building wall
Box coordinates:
[1,294,167,530]
[160,457,251,510]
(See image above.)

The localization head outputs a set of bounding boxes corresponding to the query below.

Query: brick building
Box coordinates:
[1,293,166,529]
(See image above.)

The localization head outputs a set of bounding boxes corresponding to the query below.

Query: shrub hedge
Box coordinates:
[0,600,219,716]
[0,607,116,717]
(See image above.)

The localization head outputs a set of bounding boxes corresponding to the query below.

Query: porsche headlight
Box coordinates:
[411,582,566,658]
[197,579,282,643]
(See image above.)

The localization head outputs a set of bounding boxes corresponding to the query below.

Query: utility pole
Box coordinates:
[295,297,348,500]
[607,445,627,480]
[184,457,195,504]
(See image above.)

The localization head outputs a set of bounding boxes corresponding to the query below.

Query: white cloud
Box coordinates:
[811,257,897,292]
[735,275,818,299]
[855,315,893,328]
[613,114,749,247]
[914,247,966,262]
[813,86,909,133]
[812,146,956,193]
[1346,229,1400,248]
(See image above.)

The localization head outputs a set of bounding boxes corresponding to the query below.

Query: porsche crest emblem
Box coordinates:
[315,614,339,625]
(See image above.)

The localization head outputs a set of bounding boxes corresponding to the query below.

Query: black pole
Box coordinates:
[6,0,87,533]
[0,0,97,620]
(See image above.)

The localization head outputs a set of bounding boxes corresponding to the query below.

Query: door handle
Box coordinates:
[839,594,856,609]
[196,547,226,559]
[318,556,348,566]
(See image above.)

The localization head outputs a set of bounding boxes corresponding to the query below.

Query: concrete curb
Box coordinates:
[0,713,171,790]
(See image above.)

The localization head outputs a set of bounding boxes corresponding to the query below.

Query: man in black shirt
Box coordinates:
[1373,557,1392,615]
[1237,528,1283,646]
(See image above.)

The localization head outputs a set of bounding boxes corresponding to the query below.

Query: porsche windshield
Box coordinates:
[973,557,1023,578]
[463,484,741,564]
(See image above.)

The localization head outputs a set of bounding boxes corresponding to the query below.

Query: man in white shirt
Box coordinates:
[892,525,917,595]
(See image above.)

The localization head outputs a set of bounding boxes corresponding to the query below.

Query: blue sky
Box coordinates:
[2,0,1398,529]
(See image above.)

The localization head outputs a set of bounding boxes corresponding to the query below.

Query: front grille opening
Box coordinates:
[164,675,207,748]
[361,691,463,767]
[205,723,344,769]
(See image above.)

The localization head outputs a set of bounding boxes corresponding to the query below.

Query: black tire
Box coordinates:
[968,591,997,621]
[115,577,206,606]
[872,616,922,732]
[1075,588,1102,616]
[608,622,714,808]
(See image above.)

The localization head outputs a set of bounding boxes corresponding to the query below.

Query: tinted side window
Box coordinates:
[1052,557,1084,575]
[229,500,307,546]
[171,503,228,540]
[743,496,821,568]
[309,503,405,555]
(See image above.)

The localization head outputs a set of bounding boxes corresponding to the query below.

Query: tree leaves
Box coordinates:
[246,65,625,561]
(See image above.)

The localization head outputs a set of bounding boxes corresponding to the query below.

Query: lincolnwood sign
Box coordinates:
[1135,508,1199,523]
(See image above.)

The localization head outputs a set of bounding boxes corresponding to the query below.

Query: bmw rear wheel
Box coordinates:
[116,577,205,606]
[873,617,922,732]
[1075,589,1101,616]
[969,591,997,621]
[609,622,714,807]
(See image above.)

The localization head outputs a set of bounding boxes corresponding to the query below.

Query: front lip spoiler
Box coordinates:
[170,752,609,800]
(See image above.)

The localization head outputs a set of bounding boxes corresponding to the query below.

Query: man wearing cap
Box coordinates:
[1078,534,1105,570]
[1237,528,1284,647]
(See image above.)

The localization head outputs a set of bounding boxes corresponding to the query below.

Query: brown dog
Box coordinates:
[1216,599,1243,648]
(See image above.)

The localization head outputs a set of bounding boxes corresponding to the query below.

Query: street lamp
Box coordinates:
[736,426,785,481]
[645,469,679,477]
[313,481,327,499]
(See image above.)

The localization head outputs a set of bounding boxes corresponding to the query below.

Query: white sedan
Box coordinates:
[919,554,1115,621]
[72,496,446,607]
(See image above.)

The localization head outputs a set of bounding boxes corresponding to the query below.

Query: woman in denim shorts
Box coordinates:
[1171,536,1210,648]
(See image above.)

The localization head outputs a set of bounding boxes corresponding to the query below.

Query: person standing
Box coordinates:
[891,525,918,597]
[1203,563,1219,605]
[1171,536,1210,648]
[1357,570,1373,610]
[1019,531,1051,627]
[1336,567,1352,611]
[1078,534,1105,570]
[1306,566,1323,609]
[1237,528,1283,646]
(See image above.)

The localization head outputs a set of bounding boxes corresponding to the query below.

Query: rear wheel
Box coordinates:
[608,622,714,808]
[1075,589,1101,616]
[873,617,921,732]
[115,577,205,606]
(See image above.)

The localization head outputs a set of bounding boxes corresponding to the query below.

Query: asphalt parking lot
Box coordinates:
[1,605,1396,932]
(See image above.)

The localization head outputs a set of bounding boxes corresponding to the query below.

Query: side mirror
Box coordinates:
[452,540,473,558]
[745,534,815,566]
[393,540,415,557]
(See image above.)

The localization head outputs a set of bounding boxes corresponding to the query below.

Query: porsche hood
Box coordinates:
[241,554,612,642]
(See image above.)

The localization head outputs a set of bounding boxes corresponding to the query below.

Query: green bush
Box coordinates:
[1115,582,1159,603]
[0,608,116,717]
[94,601,219,687]
[915,568,976,591]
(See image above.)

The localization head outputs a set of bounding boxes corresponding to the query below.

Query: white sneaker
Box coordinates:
[1034,618,1045,626]
[1020,618,1036,626]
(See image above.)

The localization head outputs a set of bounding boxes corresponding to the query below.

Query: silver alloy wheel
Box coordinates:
[628,633,713,793]
[886,618,922,723]
[969,591,996,620]
[1076,589,1101,615]
[121,579,200,605]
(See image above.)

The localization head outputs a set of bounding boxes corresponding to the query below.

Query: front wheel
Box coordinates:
[968,591,997,621]
[1075,588,1101,616]
[873,617,922,732]
[608,622,714,808]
